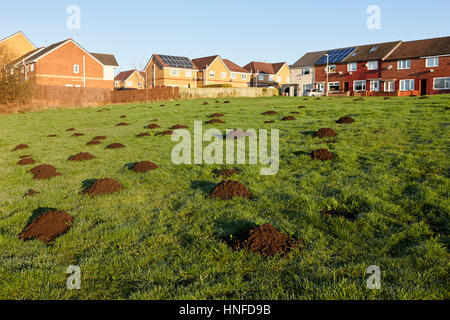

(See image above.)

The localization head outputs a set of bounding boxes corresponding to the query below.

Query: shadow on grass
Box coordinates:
[124,162,138,171]
[81,179,98,193]
[26,207,58,226]
[190,180,217,194]
[293,150,311,157]
[215,218,256,239]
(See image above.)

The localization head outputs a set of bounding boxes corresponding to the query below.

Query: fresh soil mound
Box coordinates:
[19,154,32,159]
[47,134,57,137]
[93,136,107,140]
[86,140,101,146]
[209,113,224,118]
[30,164,61,180]
[263,111,277,115]
[226,129,253,140]
[226,223,300,256]
[282,116,296,121]
[291,111,300,114]
[106,143,125,149]
[207,119,225,124]
[265,120,275,124]
[203,102,209,105]
[83,178,123,196]
[24,189,39,197]
[136,132,150,137]
[17,157,36,166]
[213,168,238,179]
[18,210,74,243]
[311,149,335,161]
[171,124,189,130]
[336,116,355,124]
[209,180,252,200]
[116,122,130,126]
[315,128,337,138]
[131,161,158,172]
[66,128,76,132]
[120,115,127,118]
[298,105,306,109]
[157,130,174,136]
[145,124,161,129]
[224,101,231,104]
[68,152,95,161]
[12,144,29,151]
[175,104,181,106]
[72,133,84,137]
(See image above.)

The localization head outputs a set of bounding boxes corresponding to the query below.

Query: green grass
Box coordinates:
[0,95,449,300]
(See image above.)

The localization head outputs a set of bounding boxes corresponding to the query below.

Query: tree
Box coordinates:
[0,44,31,104]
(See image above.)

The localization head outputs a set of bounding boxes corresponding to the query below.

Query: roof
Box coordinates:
[385,36,450,60]
[0,31,36,49]
[191,55,219,70]
[24,39,70,63]
[344,41,402,62]
[316,47,357,65]
[90,52,119,66]
[291,50,328,68]
[8,47,45,67]
[222,59,248,73]
[115,69,144,81]
[153,54,197,69]
[243,61,287,74]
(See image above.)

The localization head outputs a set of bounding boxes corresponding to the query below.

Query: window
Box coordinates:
[65,84,73,87]
[209,71,215,78]
[369,46,378,52]
[286,77,290,83]
[384,81,395,92]
[30,64,34,72]
[73,65,79,74]
[138,82,143,87]
[276,76,281,82]
[258,75,264,81]
[433,77,450,90]
[185,71,192,77]
[126,81,132,87]
[399,79,415,91]
[268,75,274,81]
[347,63,357,71]
[426,57,439,68]
[221,72,227,79]
[301,67,310,75]
[351,51,358,57]
[369,80,380,92]
[10,69,14,75]
[354,80,366,91]
[326,65,336,73]
[398,60,411,70]
[114,81,119,86]
[367,61,378,70]
[170,69,179,77]
[230,73,236,79]
[75,85,81,88]
[328,82,340,92]
[242,74,247,80]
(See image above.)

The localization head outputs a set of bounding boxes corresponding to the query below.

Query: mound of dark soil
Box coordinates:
[136,132,150,137]
[207,119,225,124]
[209,180,252,200]
[175,104,181,106]
[311,149,335,161]
[72,133,84,137]
[336,116,355,124]
[265,120,275,124]
[203,102,209,105]
[86,140,101,146]
[17,157,36,166]
[131,161,158,172]
[215,100,220,103]
[298,105,306,109]
[282,116,296,121]
[30,164,61,179]
[315,128,337,138]
[83,178,123,196]
[12,144,29,151]
[209,113,224,118]
[171,124,189,130]
[120,115,127,118]
[291,111,300,114]
[19,154,32,159]
[160,104,165,107]
[66,128,76,131]
[224,101,231,104]
[106,143,125,149]
[263,111,277,115]
[213,168,238,179]
[116,122,130,127]
[93,136,107,140]
[157,130,174,136]
[68,152,95,161]
[24,189,39,197]
[146,124,161,129]
[226,223,301,256]
[47,134,57,138]
[18,210,74,243]
[353,97,364,101]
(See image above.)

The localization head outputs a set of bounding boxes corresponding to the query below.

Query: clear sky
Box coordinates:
[1,0,449,73]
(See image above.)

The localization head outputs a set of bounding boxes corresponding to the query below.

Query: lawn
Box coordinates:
[0,95,448,300]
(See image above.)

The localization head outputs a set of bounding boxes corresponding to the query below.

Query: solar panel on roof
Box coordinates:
[158,55,194,69]
[316,47,356,65]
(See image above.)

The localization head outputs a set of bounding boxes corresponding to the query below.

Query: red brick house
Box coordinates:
[9,39,118,90]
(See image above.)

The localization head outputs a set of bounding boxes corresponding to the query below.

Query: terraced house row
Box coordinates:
[289,36,450,96]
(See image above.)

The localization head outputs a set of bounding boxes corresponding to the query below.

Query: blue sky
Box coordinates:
[1,0,449,73]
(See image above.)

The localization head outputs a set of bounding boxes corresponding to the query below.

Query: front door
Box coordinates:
[344,82,349,92]
[420,79,427,96]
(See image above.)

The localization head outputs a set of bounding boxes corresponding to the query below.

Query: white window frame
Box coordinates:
[185,70,192,77]
[10,68,14,75]
[328,82,340,92]
[170,69,179,77]
[126,81,132,87]
[367,61,378,70]
[384,81,395,92]
[301,67,310,75]
[73,64,79,74]
[230,73,236,79]
[258,75,264,81]
[426,57,439,68]
[30,64,34,72]
[209,71,215,78]
[286,77,290,83]
[327,65,337,73]
[347,63,357,72]
[65,84,73,87]
[221,72,227,79]
[277,76,281,82]
[398,60,411,70]
[353,80,366,92]
[241,74,247,80]
[369,80,380,92]
[399,79,415,91]
[433,77,450,90]
[268,75,274,81]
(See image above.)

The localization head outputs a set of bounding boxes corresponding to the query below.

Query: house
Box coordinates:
[243,61,291,90]
[289,50,328,96]
[381,36,450,96]
[114,69,146,90]
[0,31,36,64]
[144,54,198,88]
[313,41,402,96]
[8,38,118,89]
[191,55,250,88]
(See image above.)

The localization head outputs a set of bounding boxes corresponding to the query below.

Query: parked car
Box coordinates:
[308,89,324,97]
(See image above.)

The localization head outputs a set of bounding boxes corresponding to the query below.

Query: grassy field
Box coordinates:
[0,95,449,300]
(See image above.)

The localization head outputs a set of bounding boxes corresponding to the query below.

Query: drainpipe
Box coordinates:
[83,56,86,88]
